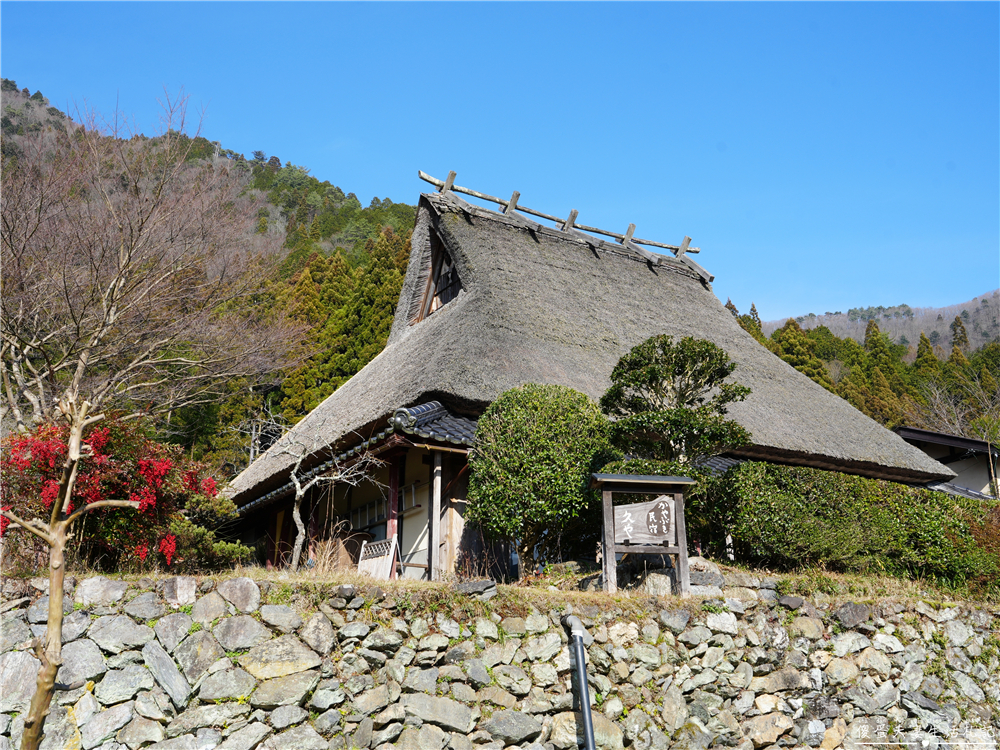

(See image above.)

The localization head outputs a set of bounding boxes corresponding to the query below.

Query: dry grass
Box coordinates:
[5,555,994,625]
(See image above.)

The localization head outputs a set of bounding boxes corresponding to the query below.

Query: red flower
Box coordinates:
[134,486,157,514]
[40,479,60,508]
[3,439,32,472]
[0,506,10,537]
[135,543,149,562]
[138,458,172,489]
[75,472,104,506]
[28,425,66,469]
[199,477,217,497]
[159,534,177,566]
[86,426,111,455]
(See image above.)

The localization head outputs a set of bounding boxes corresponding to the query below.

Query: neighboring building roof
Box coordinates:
[697,453,994,501]
[924,481,996,502]
[893,426,1000,458]
[229,190,953,505]
[699,456,745,476]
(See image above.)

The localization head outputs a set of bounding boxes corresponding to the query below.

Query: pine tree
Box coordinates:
[867,367,904,428]
[279,229,410,421]
[804,325,841,361]
[913,332,939,376]
[859,318,914,399]
[278,253,355,419]
[771,320,835,391]
[863,319,892,363]
[836,366,903,428]
[331,228,408,376]
[950,316,969,351]
[980,367,998,396]
[731,302,772,349]
[947,345,971,374]
[737,312,771,348]
[288,267,324,326]
[836,369,868,417]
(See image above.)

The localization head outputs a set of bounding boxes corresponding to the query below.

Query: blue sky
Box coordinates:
[3,2,997,321]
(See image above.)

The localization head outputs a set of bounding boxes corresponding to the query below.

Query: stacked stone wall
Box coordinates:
[0,568,997,750]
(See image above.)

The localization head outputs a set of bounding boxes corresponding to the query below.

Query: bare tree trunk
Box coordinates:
[20,525,67,750]
[289,494,306,573]
[519,540,533,579]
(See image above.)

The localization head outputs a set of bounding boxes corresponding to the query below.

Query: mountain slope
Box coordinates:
[762,290,999,351]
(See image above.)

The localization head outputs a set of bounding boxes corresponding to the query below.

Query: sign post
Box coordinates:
[590,473,696,595]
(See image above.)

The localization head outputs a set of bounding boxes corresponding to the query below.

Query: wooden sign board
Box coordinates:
[591,474,694,596]
[614,496,675,545]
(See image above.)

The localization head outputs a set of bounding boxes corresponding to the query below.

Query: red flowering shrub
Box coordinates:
[1,417,250,572]
[158,535,177,566]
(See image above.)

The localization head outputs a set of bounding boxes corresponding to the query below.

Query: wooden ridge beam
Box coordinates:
[417,170,710,273]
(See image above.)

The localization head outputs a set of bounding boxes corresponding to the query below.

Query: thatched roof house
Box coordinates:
[229,183,956,573]
[231,189,950,510]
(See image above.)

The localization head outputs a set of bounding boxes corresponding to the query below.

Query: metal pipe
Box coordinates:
[562,615,596,750]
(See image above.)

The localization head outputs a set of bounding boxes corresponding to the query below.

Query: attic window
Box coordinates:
[413,228,462,323]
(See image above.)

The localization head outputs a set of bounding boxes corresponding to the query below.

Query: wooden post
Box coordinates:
[504,191,520,215]
[429,452,442,581]
[441,171,456,194]
[386,454,400,579]
[675,236,692,259]
[674,492,690,595]
[601,489,617,594]
[622,223,636,246]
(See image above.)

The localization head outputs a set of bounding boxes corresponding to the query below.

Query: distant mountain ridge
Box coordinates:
[1,78,76,144]
[762,290,999,352]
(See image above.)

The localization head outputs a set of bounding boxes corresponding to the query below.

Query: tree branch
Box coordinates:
[0,510,53,546]
[65,500,140,526]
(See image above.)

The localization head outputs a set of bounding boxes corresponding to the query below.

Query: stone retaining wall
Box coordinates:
[0,567,997,750]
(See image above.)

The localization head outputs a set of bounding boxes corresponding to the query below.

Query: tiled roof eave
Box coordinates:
[238,403,476,516]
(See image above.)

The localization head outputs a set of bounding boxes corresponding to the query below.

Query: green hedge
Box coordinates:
[709,462,998,590]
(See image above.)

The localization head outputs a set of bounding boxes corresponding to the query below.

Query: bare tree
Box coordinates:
[0,95,306,750]
[225,399,290,470]
[1,94,306,433]
[264,427,385,573]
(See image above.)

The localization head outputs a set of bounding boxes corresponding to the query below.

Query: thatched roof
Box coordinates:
[229,191,952,504]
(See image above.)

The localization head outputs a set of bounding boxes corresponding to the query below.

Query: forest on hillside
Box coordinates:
[728,299,998,442]
[762,292,999,351]
[0,80,414,477]
[2,79,998,487]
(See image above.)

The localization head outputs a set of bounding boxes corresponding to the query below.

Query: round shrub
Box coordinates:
[467,383,614,573]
